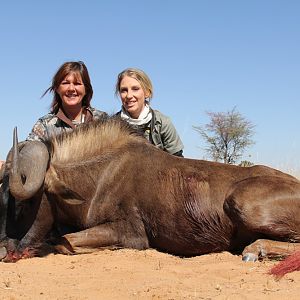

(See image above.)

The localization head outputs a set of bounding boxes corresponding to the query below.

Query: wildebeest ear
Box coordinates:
[52,181,86,205]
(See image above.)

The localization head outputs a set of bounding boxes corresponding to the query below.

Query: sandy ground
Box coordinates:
[0,249,299,300]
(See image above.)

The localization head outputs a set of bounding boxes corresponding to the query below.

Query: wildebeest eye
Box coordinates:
[21,174,26,185]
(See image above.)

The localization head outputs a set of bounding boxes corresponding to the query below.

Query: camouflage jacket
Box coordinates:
[26,107,107,142]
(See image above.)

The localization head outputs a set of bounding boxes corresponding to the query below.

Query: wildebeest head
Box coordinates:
[7,128,49,200]
[8,116,143,201]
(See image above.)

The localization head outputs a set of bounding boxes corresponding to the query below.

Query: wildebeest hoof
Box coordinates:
[242,253,258,262]
[0,246,7,260]
[1,249,29,263]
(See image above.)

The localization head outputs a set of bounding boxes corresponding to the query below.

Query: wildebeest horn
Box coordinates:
[8,127,49,200]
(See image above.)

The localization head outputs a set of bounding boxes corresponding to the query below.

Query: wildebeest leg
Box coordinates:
[55,222,149,255]
[242,240,300,261]
[0,175,15,259]
[0,176,10,242]
[224,176,300,262]
[0,183,8,259]
[3,193,54,262]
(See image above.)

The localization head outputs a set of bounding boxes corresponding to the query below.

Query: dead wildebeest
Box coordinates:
[1,116,300,276]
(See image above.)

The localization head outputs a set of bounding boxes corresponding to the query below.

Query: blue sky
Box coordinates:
[1,0,299,174]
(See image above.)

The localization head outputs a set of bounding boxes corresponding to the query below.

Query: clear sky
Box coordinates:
[1,0,299,175]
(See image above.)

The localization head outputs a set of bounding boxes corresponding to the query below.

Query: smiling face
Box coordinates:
[56,72,86,111]
[119,76,148,119]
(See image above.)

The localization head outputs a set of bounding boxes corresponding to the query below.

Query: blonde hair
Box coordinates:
[115,68,153,102]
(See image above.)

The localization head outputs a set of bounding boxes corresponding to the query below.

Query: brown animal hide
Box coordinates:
[2,116,300,278]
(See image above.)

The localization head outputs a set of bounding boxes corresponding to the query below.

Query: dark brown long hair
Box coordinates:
[43,61,93,113]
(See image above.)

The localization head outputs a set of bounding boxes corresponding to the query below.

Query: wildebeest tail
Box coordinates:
[269,250,300,278]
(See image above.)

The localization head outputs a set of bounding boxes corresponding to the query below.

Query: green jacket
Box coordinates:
[117,108,184,156]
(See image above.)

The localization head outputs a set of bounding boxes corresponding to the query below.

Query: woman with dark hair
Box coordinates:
[27,61,106,141]
[1,61,106,169]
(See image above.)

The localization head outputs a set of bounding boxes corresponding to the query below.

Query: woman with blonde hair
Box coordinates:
[115,68,184,156]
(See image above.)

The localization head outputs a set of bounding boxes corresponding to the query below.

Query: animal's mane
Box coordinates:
[49,115,145,164]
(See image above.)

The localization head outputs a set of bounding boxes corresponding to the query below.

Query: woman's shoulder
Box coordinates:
[27,112,58,142]
[88,107,108,118]
[151,109,171,124]
[35,112,57,124]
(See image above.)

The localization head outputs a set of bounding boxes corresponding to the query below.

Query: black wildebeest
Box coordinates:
[1,116,300,275]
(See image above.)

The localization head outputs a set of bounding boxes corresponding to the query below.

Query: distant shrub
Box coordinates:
[238,160,254,167]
